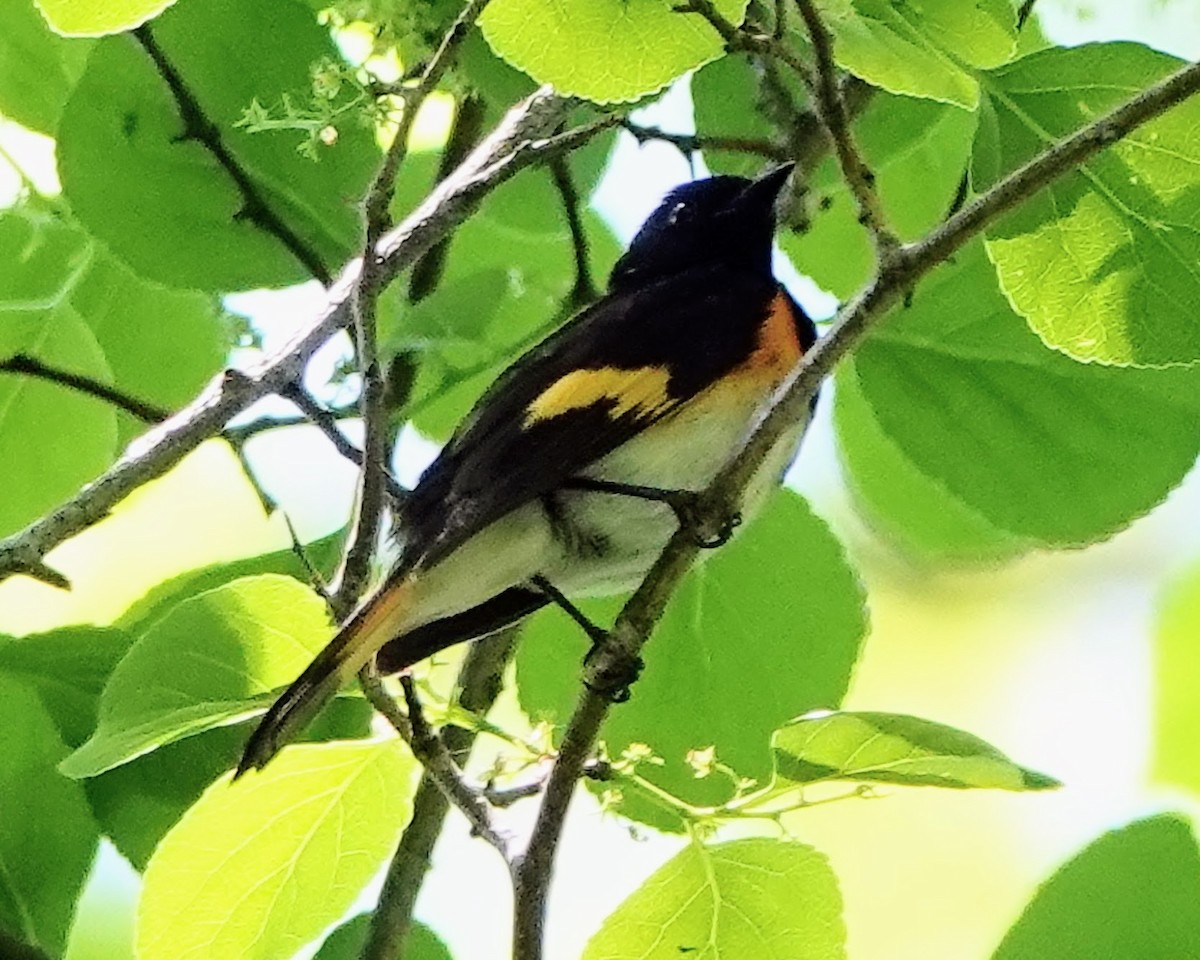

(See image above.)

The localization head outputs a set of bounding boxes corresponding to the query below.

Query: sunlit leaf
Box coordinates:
[480,0,748,103]
[978,42,1200,367]
[773,710,1059,790]
[36,0,179,36]
[61,575,334,778]
[114,530,344,638]
[85,698,371,871]
[0,299,117,538]
[137,740,416,960]
[815,0,1016,108]
[584,838,845,959]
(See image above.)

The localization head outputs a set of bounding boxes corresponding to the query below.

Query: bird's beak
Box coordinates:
[738,161,796,211]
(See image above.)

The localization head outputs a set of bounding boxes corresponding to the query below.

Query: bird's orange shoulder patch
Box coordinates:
[524,366,674,426]
[747,291,806,376]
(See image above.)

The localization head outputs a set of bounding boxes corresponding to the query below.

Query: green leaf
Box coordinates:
[517,491,867,826]
[0,0,91,132]
[992,815,1200,959]
[0,299,118,538]
[977,42,1200,367]
[36,0,178,36]
[780,91,975,298]
[815,0,1016,109]
[480,0,749,104]
[1152,560,1200,796]
[71,249,226,444]
[57,0,378,291]
[691,54,778,179]
[773,710,1058,790]
[0,203,92,319]
[137,740,416,960]
[853,241,1200,545]
[114,530,345,638]
[0,676,99,957]
[834,359,1029,563]
[0,625,135,748]
[61,574,334,778]
[86,723,246,872]
[315,915,453,960]
[584,838,845,960]
[0,201,225,445]
[86,699,370,871]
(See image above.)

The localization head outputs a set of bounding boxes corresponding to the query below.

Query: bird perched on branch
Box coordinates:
[238,163,816,776]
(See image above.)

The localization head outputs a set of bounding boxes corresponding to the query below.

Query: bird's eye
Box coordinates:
[667,201,690,226]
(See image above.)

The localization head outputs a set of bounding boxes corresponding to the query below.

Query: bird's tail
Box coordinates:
[236,573,420,777]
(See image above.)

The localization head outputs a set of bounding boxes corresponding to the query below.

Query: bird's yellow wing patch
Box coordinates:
[524,365,673,426]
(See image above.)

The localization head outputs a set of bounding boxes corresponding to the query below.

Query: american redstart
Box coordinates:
[238,163,816,775]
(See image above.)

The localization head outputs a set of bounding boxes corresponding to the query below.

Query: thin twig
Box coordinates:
[0,88,581,588]
[227,432,278,516]
[793,0,897,255]
[0,354,171,423]
[622,121,789,161]
[360,667,511,855]
[675,0,812,80]
[132,27,332,285]
[277,382,409,504]
[222,410,347,444]
[510,54,1200,960]
[364,632,519,960]
[340,0,494,611]
[548,156,598,306]
[1017,0,1038,29]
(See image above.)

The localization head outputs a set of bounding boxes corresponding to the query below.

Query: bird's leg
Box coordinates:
[531,574,643,702]
[560,476,741,548]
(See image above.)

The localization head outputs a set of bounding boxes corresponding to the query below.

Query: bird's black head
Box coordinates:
[609,163,794,290]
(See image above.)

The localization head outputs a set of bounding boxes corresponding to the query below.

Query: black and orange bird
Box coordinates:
[238,163,817,775]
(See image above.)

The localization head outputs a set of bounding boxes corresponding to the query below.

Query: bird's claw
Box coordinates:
[665,492,742,549]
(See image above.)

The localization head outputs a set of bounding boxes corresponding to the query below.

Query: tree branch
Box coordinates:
[133,26,332,285]
[359,668,511,857]
[793,0,897,254]
[363,631,519,960]
[339,0,494,611]
[0,353,170,423]
[0,87,581,588]
[510,54,1200,960]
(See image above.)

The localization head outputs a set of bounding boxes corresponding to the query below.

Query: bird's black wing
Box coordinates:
[398,264,779,570]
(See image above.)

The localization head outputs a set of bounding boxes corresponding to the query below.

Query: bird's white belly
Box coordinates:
[547,393,808,596]
[410,391,809,621]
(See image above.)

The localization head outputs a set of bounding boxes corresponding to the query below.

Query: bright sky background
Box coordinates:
[2,2,1200,958]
